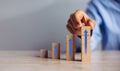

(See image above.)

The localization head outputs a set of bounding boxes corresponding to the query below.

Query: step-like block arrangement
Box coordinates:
[40,26,91,62]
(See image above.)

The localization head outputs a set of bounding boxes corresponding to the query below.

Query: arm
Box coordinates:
[66,1,102,51]
[86,1,102,50]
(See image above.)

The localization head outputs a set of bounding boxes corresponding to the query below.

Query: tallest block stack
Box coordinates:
[81,26,91,62]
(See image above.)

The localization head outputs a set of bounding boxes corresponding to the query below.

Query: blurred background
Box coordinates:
[0,0,93,51]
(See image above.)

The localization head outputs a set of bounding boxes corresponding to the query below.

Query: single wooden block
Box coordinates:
[81,26,91,62]
[52,42,60,59]
[40,49,48,58]
[66,34,75,61]
[81,26,91,36]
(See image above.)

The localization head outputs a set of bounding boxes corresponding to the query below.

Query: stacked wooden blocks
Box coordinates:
[40,26,91,62]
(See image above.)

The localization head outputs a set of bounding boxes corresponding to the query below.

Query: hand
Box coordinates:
[66,9,96,36]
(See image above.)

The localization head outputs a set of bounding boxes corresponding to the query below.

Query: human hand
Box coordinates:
[66,9,96,36]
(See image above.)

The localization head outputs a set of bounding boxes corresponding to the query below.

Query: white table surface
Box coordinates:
[0,50,120,71]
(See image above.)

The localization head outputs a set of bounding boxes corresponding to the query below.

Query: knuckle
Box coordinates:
[75,10,83,15]
[74,12,78,18]
[76,9,81,13]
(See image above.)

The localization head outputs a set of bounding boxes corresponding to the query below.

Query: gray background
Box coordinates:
[0,0,90,51]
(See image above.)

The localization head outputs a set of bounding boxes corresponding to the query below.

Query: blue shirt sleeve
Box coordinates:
[75,0,120,51]
[86,0,102,51]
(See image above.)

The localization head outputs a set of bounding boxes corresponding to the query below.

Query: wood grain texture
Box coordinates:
[66,34,75,61]
[52,42,60,59]
[81,26,91,62]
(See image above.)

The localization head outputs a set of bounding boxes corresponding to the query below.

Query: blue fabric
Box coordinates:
[86,0,120,50]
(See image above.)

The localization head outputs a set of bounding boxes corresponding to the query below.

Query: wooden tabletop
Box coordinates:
[0,50,120,71]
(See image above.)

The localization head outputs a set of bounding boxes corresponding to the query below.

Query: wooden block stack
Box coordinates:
[52,42,60,59]
[39,26,91,62]
[66,34,75,61]
[81,26,91,62]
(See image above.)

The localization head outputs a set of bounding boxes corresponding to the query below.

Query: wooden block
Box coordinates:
[52,42,60,59]
[81,26,91,62]
[40,49,48,58]
[66,34,75,61]
[76,23,91,36]
[81,26,91,36]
